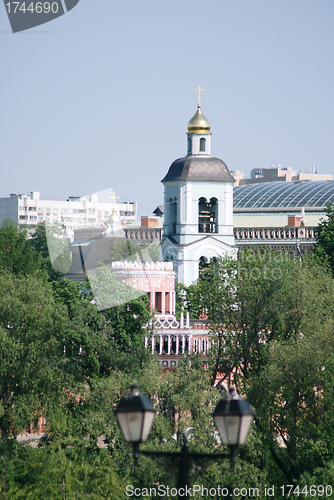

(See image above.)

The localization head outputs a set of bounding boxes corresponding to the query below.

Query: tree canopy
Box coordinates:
[1,221,334,497]
[314,203,334,273]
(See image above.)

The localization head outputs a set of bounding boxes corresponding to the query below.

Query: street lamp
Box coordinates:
[115,383,156,459]
[212,386,255,464]
[115,384,255,498]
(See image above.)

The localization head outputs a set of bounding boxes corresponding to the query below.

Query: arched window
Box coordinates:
[199,137,206,152]
[188,137,192,155]
[198,197,218,233]
[199,256,209,278]
[169,200,177,234]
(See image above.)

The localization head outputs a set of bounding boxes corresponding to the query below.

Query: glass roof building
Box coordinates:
[232,181,332,254]
[234,181,334,211]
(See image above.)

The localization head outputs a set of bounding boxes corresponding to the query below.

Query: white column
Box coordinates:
[179,186,183,224]
[162,292,166,315]
[176,336,179,355]
[167,335,171,355]
[145,337,148,348]
[151,336,155,354]
[180,312,184,329]
[188,335,192,354]
[159,335,163,354]
[182,335,185,354]
[170,291,175,315]
[186,312,190,329]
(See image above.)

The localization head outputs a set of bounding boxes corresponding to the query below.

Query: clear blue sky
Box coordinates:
[1,0,333,217]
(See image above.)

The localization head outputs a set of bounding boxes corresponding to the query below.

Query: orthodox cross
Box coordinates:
[195,86,205,106]
[109,192,120,213]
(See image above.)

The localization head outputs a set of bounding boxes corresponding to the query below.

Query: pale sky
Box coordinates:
[1,0,333,217]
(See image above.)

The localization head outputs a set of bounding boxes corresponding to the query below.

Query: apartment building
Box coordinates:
[0,191,137,239]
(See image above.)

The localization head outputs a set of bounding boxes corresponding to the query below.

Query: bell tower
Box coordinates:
[161,90,236,286]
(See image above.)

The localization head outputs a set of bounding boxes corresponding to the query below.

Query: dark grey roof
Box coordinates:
[153,205,164,216]
[161,156,235,183]
[234,181,334,209]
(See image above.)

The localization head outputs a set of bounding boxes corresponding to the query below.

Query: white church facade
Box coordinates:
[161,95,236,286]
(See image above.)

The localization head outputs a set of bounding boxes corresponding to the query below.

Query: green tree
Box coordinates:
[0,220,41,277]
[109,239,137,262]
[177,249,334,487]
[314,203,334,273]
[29,222,71,281]
[52,273,151,378]
[0,272,74,497]
[0,272,70,439]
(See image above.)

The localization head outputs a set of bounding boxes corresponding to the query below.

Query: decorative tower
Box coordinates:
[161,90,236,286]
[187,87,212,156]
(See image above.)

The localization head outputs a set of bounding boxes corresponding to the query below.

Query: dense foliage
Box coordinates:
[314,203,334,273]
[179,249,334,492]
[0,219,334,498]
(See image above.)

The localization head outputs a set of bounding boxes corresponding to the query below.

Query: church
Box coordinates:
[160,89,236,286]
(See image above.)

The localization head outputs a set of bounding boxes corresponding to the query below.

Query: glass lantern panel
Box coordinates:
[213,416,228,444]
[141,411,156,442]
[214,415,239,445]
[214,415,240,446]
[225,415,240,445]
[239,415,254,445]
[116,412,143,442]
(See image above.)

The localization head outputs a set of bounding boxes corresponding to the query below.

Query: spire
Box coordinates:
[106,192,123,235]
[187,87,211,135]
[195,86,205,106]
[186,88,211,155]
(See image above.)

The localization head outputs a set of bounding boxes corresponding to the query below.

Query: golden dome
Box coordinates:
[187,105,211,135]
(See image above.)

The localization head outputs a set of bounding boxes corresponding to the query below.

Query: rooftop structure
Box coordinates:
[232,166,333,187]
[0,191,137,240]
[234,180,334,211]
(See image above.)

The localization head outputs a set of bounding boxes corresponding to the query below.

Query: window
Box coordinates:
[155,292,162,313]
[200,137,206,152]
[199,256,209,277]
[188,137,192,155]
[198,197,218,233]
[170,202,177,233]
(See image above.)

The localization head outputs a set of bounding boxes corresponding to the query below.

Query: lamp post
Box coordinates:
[115,384,255,499]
